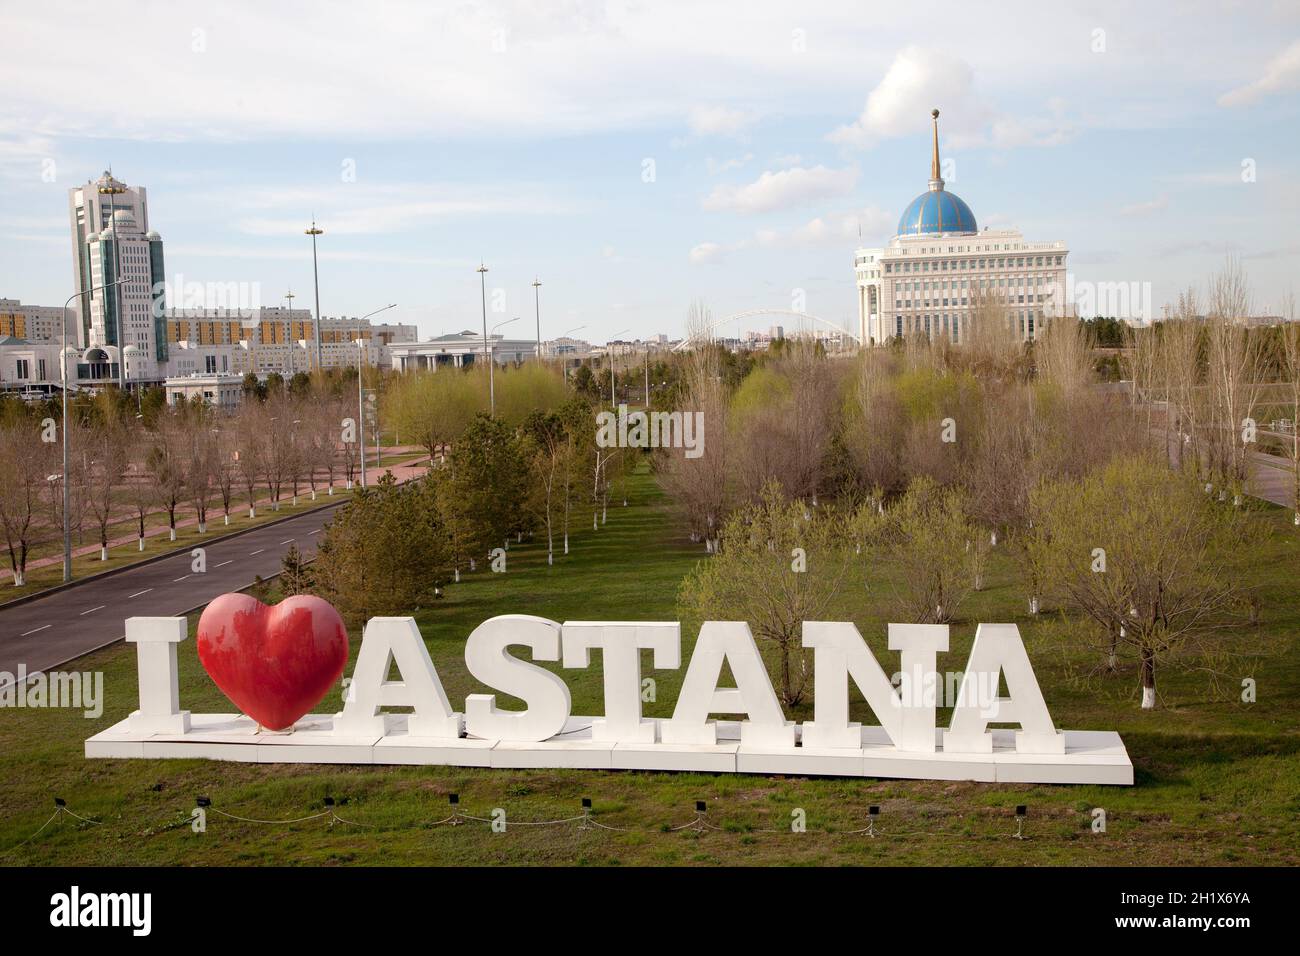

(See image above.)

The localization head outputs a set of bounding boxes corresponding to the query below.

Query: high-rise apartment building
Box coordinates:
[68,172,168,381]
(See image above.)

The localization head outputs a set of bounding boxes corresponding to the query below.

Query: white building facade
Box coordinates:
[855,111,1068,346]
[163,373,244,408]
[68,172,168,379]
[390,331,540,372]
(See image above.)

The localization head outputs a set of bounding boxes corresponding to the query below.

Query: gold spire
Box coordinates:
[930,108,941,182]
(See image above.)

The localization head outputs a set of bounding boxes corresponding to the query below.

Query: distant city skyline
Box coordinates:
[2,2,1298,342]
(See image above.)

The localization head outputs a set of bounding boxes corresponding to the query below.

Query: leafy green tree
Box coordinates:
[242,372,267,402]
[872,476,982,624]
[493,362,569,425]
[1024,456,1259,708]
[313,472,451,624]
[289,371,312,398]
[433,413,530,573]
[678,481,852,706]
[279,541,314,596]
[570,364,597,399]
[386,369,483,462]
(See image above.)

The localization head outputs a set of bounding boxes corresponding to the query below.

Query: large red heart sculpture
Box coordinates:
[196,594,349,731]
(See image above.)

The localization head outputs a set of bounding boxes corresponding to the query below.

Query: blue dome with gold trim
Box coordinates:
[895,108,977,237]
[897,188,977,237]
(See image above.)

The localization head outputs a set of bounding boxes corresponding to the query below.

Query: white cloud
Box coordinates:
[706,153,754,175]
[1218,39,1300,107]
[829,46,988,147]
[0,5,1282,149]
[1119,195,1169,217]
[232,183,574,236]
[688,106,756,137]
[830,47,1076,151]
[689,204,894,265]
[689,242,726,264]
[790,206,895,246]
[702,165,858,214]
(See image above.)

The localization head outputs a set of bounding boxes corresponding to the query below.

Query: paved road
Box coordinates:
[0,501,346,687]
[1246,449,1297,510]
[1153,431,1296,509]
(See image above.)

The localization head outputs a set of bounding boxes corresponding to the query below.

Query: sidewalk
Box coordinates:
[1,449,430,583]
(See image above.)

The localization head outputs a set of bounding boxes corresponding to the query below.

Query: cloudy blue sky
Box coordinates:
[2,0,1298,341]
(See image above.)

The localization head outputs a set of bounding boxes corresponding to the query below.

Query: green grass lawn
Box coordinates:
[1,467,1297,866]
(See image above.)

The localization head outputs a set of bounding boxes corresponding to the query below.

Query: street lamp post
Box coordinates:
[61,278,125,582]
[559,324,585,384]
[476,262,490,385]
[608,328,630,407]
[355,338,367,489]
[532,277,542,360]
[97,177,128,394]
[284,290,295,382]
[352,304,397,487]
[305,220,324,372]
[489,316,520,416]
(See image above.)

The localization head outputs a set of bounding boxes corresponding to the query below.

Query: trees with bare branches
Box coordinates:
[147,414,189,542]
[211,425,239,526]
[1277,291,1300,522]
[0,421,50,586]
[1204,255,1266,504]
[234,402,266,518]
[84,419,130,560]
[657,335,730,549]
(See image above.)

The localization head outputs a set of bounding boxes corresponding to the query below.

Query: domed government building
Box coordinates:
[854,110,1069,345]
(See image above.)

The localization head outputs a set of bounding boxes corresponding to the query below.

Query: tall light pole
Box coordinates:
[97,176,128,393]
[477,262,490,384]
[305,220,324,372]
[284,290,295,381]
[61,278,124,582]
[355,338,367,489]
[352,304,396,486]
[608,328,630,407]
[489,316,519,416]
[532,277,542,360]
[560,324,585,384]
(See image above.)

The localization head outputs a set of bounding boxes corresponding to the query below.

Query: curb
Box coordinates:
[0,497,351,613]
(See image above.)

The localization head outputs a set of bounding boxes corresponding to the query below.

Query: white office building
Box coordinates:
[68,172,168,379]
[855,111,1068,346]
[390,330,540,372]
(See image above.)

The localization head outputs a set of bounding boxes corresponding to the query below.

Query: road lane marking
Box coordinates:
[214,560,232,568]
[249,549,264,555]
[79,605,105,616]
[173,574,191,582]
[308,529,320,535]
[21,625,50,636]
[280,539,294,545]
[128,589,153,598]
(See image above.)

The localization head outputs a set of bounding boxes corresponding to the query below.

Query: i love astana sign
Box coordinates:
[85,595,1133,784]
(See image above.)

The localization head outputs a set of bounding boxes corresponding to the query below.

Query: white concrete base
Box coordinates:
[374,715,495,768]
[84,714,1134,784]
